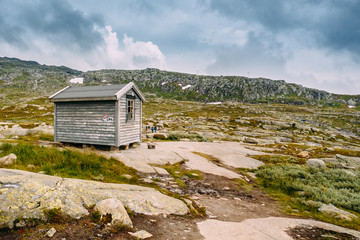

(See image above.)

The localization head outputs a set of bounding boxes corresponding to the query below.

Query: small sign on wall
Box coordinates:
[102,114,113,122]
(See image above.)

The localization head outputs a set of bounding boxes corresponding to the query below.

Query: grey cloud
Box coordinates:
[0,0,104,51]
[206,32,286,77]
[209,0,360,58]
[0,15,27,50]
[317,1,360,58]
[209,0,302,31]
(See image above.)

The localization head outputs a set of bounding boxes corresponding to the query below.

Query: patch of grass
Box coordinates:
[256,164,360,212]
[43,208,69,223]
[269,144,360,159]
[192,151,221,165]
[251,154,306,165]
[167,133,181,141]
[17,133,54,143]
[164,133,211,142]
[0,143,139,185]
[91,211,101,223]
[256,163,360,229]
[161,161,202,187]
[262,188,360,230]
[39,133,54,141]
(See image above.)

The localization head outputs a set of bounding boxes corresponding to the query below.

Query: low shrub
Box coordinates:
[256,164,360,212]
[43,208,67,223]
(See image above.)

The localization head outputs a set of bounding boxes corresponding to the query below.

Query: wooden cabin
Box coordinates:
[49,82,145,147]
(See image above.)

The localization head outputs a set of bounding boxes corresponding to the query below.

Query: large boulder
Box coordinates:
[153,133,168,139]
[244,137,259,144]
[306,159,326,169]
[0,153,17,166]
[94,198,132,228]
[0,168,189,229]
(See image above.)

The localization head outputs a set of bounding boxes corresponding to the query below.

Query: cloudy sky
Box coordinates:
[0,0,359,94]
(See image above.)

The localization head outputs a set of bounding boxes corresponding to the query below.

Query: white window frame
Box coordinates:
[127,99,135,121]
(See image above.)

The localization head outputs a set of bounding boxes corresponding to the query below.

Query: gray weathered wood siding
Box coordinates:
[55,101,116,146]
[118,89,142,145]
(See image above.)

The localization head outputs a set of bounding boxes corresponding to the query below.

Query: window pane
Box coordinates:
[127,99,134,120]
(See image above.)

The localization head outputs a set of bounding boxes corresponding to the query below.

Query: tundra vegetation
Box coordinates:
[1,93,359,230]
[1,57,360,236]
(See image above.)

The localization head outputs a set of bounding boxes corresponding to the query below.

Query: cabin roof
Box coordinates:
[50,82,146,102]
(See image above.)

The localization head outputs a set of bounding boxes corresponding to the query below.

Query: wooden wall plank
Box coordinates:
[55,101,116,145]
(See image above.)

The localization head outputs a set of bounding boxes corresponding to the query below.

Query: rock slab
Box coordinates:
[0,168,189,229]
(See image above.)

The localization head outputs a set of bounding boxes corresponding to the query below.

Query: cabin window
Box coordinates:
[127,99,134,121]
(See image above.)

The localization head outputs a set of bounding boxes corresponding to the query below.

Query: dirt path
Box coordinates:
[129,172,286,240]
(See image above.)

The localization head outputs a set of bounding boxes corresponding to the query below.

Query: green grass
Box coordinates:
[263,188,360,230]
[256,164,360,230]
[256,164,360,212]
[268,144,360,158]
[0,143,138,184]
[251,154,306,165]
[17,133,54,142]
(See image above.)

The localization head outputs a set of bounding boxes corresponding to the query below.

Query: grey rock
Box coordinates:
[94,198,132,228]
[244,137,259,144]
[306,159,326,169]
[306,200,322,208]
[0,153,16,165]
[342,170,356,177]
[46,227,56,237]
[147,143,156,149]
[262,125,280,131]
[152,166,169,175]
[279,137,293,143]
[0,168,189,229]
[298,151,309,158]
[318,203,358,221]
[15,220,26,228]
[27,164,35,169]
[128,230,153,239]
[121,174,133,179]
[348,99,356,106]
[153,133,168,139]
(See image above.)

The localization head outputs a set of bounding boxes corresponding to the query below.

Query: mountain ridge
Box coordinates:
[0,56,359,106]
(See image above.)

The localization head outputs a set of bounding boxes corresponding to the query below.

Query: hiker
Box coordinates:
[151,126,154,133]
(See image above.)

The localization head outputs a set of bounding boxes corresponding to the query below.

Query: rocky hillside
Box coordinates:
[0,57,80,93]
[83,68,342,105]
[0,56,359,105]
